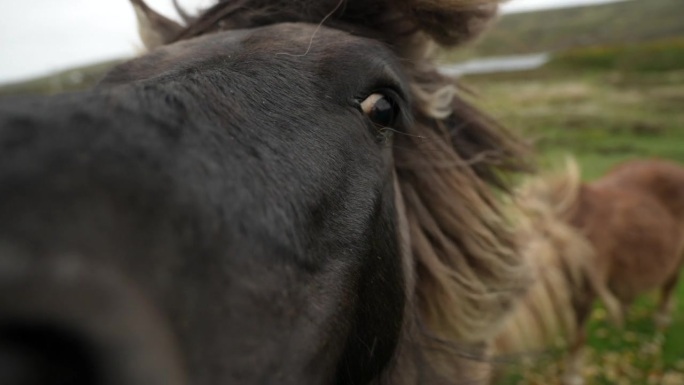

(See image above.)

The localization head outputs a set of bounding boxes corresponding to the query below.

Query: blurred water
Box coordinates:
[440,53,551,76]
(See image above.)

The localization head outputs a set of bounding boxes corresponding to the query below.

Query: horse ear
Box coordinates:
[396,0,499,45]
[130,0,184,50]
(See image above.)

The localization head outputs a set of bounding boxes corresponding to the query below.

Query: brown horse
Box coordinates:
[493,158,684,385]
[0,1,530,384]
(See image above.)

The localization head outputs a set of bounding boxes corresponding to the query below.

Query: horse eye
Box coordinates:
[360,93,397,128]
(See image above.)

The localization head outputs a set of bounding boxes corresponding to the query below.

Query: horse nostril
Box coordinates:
[0,322,101,385]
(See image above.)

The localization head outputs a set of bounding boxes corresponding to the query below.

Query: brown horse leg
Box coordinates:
[598,287,623,326]
[585,267,623,327]
[561,303,592,385]
[655,271,680,330]
[561,325,587,385]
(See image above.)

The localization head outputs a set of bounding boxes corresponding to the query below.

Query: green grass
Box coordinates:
[552,38,684,73]
[470,41,684,384]
[465,43,684,178]
[500,287,684,385]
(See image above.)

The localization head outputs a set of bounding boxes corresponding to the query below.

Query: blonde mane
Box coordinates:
[494,159,593,355]
[387,71,531,382]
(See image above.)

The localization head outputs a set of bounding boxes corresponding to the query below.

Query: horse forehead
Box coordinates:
[166,23,377,61]
[107,22,393,88]
[243,22,372,49]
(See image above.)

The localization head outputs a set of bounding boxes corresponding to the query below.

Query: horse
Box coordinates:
[0,1,530,384]
[493,158,684,385]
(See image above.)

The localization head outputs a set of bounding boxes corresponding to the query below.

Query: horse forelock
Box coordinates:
[157,0,501,54]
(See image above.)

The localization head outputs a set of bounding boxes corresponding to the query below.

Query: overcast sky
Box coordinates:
[0,0,627,84]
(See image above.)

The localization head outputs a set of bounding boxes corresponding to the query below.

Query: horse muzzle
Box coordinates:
[0,247,186,385]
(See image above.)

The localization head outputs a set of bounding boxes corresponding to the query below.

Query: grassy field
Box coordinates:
[465,40,684,384]
[465,38,684,179]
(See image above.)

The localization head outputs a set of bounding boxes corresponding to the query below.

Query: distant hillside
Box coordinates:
[445,0,684,59]
[0,59,123,96]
